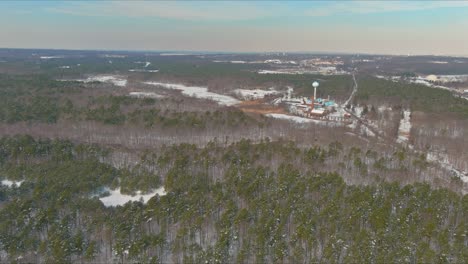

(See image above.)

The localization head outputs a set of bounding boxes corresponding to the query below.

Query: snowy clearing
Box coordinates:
[233,88,280,100]
[100,187,167,207]
[62,75,127,87]
[258,70,301,75]
[266,113,320,124]
[40,56,64,59]
[143,82,240,106]
[129,92,165,99]
[429,61,448,64]
[427,152,468,184]
[129,69,159,73]
[397,110,411,143]
[159,53,193,56]
[1,179,24,187]
[134,61,151,67]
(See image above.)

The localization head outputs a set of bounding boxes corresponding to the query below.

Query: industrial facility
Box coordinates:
[274,81,346,120]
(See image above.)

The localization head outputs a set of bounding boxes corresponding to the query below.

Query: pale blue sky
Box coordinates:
[1,1,468,55]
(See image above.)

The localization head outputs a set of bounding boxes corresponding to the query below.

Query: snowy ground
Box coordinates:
[1,179,24,187]
[40,56,64,59]
[265,113,343,127]
[61,75,127,87]
[257,69,347,75]
[397,110,411,143]
[266,113,322,124]
[143,82,240,106]
[427,152,468,184]
[128,69,159,73]
[100,187,167,207]
[233,88,280,100]
[360,125,376,137]
[128,92,165,99]
[353,106,364,118]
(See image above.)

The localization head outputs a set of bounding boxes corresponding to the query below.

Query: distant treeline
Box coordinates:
[355,75,468,117]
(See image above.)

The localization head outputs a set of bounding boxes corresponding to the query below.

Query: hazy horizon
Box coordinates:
[2,1,468,56]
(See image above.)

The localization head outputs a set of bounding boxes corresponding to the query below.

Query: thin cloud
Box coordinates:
[306,1,468,17]
[46,1,277,21]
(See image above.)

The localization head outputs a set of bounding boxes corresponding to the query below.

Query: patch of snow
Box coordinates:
[378,105,392,113]
[233,88,280,100]
[427,152,468,183]
[1,179,24,187]
[360,125,376,137]
[100,187,167,207]
[40,56,64,59]
[102,54,127,58]
[63,75,127,87]
[258,70,300,75]
[429,61,448,64]
[129,92,164,99]
[397,110,411,143]
[128,69,159,73]
[266,113,320,124]
[134,61,151,67]
[143,82,240,106]
[354,106,364,118]
[159,53,192,56]
[347,120,357,129]
[230,61,246,64]
[59,66,70,69]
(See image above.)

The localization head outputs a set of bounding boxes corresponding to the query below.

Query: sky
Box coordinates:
[1,1,468,55]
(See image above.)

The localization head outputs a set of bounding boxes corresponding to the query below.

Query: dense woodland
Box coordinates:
[0,136,467,263]
[0,51,468,263]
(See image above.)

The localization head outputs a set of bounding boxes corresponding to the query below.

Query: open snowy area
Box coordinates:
[99,187,167,207]
[143,82,240,106]
[128,69,159,73]
[266,113,321,124]
[233,88,280,100]
[427,152,468,184]
[61,75,128,87]
[1,179,24,187]
[128,92,165,99]
[397,110,411,143]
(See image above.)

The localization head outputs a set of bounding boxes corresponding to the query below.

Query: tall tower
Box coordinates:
[312,81,319,102]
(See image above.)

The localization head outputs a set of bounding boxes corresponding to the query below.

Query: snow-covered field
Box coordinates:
[1,179,24,187]
[128,69,159,73]
[143,82,240,106]
[128,92,164,99]
[40,56,64,59]
[258,70,300,75]
[233,88,280,100]
[397,110,411,143]
[266,113,321,124]
[159,53,193,56]
[133,61,152,68]
[429,61,449,64]
[62,75,127,87]
[100,187,167,207]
